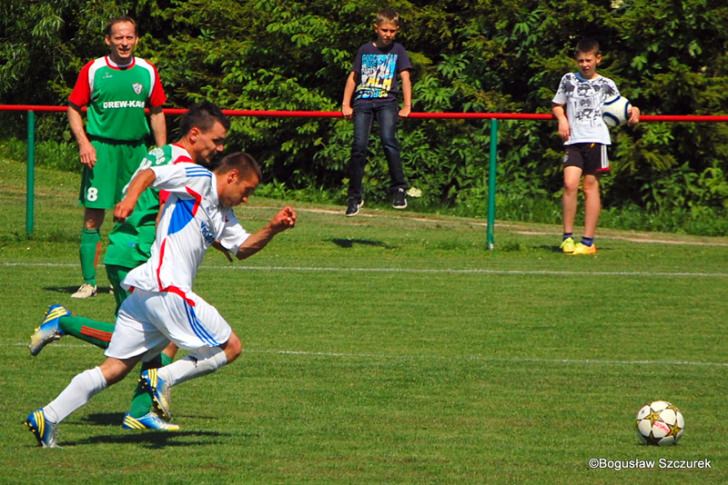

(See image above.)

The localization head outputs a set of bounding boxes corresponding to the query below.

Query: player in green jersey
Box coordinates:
[68,16,167,299]
[29,102,229,430]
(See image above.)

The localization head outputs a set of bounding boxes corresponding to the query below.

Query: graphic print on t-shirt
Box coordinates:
[357,53,398,99]
[557,73,618,126]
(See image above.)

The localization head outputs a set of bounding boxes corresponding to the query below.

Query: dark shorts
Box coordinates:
[563,143,609,175]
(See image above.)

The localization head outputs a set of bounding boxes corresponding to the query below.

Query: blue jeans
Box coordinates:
[348,100,407,201]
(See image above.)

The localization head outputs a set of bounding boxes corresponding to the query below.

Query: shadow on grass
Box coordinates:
[42,286,114,294]
[41,286,80,294]
[64,429,238,448]
[82,412,223,426]
[82,412,126,426]
[535,244,566,254]
[329,238,397,249]
[65,413,246,448]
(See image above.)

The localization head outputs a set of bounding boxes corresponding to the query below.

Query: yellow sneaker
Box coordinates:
[560,237,576,254]
[571,242,597,255]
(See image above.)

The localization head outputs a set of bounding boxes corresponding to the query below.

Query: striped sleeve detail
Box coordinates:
[185,167,212,178]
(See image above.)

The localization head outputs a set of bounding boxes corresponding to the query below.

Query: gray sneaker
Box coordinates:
[71,283,97,299]
[345,198,364,217]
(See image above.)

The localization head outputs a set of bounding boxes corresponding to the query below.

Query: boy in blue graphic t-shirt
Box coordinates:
[341,8,413,216]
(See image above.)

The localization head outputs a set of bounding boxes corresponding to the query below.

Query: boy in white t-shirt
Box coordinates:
[552,38,640,255]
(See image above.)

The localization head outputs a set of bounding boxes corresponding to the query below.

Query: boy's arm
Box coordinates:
[552,103,570,141]
[235,207,297,260]
[627,105,640,126]
[341,72,357,119]
[399,70,412,118]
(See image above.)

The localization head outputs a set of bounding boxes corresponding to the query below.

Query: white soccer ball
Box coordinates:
[635,400,685,446]
[602,95,631,127]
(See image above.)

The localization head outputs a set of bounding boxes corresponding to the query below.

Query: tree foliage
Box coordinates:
[1,0,726,226]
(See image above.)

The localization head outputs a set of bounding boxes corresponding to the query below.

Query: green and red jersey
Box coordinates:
[104,144,193,268]
[68,56,166,142]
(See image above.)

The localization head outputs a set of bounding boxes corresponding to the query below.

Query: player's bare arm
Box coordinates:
[67,105,96,168]
[149,106,167,147]
[113,169,156,222]
[235,207,297,260]
[552,103,570,141]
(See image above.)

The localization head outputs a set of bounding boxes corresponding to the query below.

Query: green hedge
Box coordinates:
[2,0,726,234]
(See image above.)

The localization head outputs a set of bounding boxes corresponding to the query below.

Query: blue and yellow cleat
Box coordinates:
[29,304,70,356]
[122,413,180,431]
[139,369,172,420]
[25,408,59,448]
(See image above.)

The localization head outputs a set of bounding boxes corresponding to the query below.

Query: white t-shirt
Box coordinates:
[552,72,619,145]
[123,163,250,294]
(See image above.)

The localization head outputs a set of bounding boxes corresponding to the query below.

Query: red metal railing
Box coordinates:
[2,105,728,122]
[3,104,727,247]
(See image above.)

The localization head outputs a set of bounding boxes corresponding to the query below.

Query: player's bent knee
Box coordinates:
[99,357,137,385]
[221,333,243,363]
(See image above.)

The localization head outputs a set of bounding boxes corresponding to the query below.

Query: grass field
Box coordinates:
[1,157,727,484]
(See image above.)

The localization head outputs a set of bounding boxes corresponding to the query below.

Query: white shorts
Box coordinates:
[106,288,232,360]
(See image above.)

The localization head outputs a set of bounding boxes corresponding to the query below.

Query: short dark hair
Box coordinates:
[214,152,262,182]
[575,38,601,56]
[375,8,400,26]
[179,102,230,136]
[105,16,137,36]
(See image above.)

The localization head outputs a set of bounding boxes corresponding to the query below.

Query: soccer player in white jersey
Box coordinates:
[25,153,296,447]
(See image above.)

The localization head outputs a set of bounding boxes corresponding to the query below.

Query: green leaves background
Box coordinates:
[2,0,726,232]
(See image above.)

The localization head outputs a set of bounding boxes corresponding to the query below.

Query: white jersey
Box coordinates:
[123,163,250,299]
[552,72,619,145]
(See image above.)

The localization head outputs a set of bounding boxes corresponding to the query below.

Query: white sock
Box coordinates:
[44,367,107,423]
[158,346,228,386]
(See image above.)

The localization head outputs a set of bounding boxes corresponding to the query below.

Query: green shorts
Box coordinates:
[79,139,148,209]
[105,264,133,315]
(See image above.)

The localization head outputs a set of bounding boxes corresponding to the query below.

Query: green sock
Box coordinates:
[58,315,114,349]
[80,228,101,286]
[128,353,174,418]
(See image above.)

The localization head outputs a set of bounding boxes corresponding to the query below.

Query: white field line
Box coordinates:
[263,350,728,369]
[2,261,727,278]
[12,342,728,369]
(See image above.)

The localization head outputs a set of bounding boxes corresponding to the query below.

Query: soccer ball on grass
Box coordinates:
[635,400,684,445]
